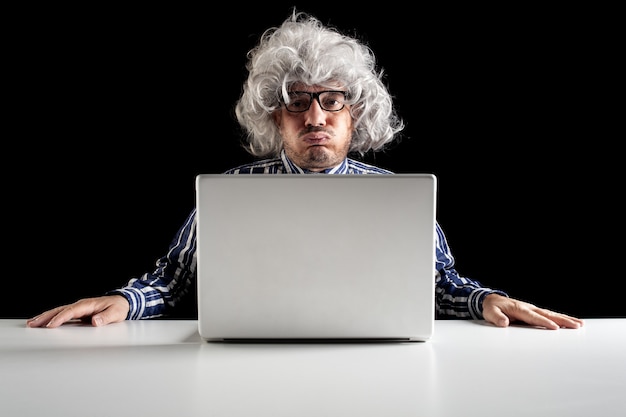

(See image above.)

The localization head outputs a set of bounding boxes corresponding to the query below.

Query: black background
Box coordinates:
[4,4,621,319]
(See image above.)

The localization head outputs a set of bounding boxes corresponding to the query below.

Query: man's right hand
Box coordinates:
[26,295,130,328]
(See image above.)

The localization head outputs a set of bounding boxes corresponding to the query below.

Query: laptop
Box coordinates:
[195,174,437,342]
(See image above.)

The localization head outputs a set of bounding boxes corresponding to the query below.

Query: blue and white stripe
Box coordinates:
[109,151,506,320]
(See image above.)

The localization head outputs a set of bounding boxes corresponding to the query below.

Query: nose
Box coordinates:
[304,98,327,126]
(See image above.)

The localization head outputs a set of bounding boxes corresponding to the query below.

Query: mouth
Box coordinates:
[301,132,330,145]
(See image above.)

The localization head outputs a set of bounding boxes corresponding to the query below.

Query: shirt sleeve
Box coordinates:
[107,209,198,320]
[107,206,505,320]
[434,222,508,319]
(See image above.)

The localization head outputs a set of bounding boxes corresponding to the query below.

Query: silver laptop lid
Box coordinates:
[195,174,437,342]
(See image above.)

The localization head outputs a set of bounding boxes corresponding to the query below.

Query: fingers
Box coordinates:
[482,294,584,330]
[510,306,584,330]
[45,304,90,328]
[516,309,561,330]
[26,307,66,328]
[27,303,90,328]
[89,298,129,327]
[482,309,510,328]
[26,296,129,329]
[537,309,584,329]
[484,305,558,330]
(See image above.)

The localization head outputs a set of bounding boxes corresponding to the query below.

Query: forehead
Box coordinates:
[289,82,345,92]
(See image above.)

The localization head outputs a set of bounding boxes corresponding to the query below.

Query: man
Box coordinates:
[27,10,583,330]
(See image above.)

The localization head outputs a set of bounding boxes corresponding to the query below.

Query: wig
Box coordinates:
[234,10,405,158]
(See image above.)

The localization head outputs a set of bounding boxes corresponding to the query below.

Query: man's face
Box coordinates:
[272,83,354,172]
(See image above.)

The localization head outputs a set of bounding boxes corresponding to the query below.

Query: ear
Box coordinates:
[271,110,282,129]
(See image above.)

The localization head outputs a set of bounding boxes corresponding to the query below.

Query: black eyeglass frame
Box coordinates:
[283,90,349,113]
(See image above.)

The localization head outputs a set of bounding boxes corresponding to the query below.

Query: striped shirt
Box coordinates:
[110,150,507,320]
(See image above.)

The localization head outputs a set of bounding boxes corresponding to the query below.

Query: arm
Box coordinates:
[27,209,198,328]
[434,223,583,329]
[433,223,507,320]
[107,208,198,319]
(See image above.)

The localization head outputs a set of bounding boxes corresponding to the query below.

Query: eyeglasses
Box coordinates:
[284,90,348,113]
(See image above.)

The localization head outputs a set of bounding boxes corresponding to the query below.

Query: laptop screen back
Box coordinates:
[195,174,437,342]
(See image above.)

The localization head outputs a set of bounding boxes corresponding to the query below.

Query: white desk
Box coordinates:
[1,319,624,417]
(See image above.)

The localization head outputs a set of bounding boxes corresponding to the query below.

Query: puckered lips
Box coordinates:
[301,131,331,145]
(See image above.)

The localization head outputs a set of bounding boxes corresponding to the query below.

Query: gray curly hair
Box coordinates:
[234,10,405,158]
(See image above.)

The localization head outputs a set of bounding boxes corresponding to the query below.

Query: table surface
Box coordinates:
[1,318,625,417]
